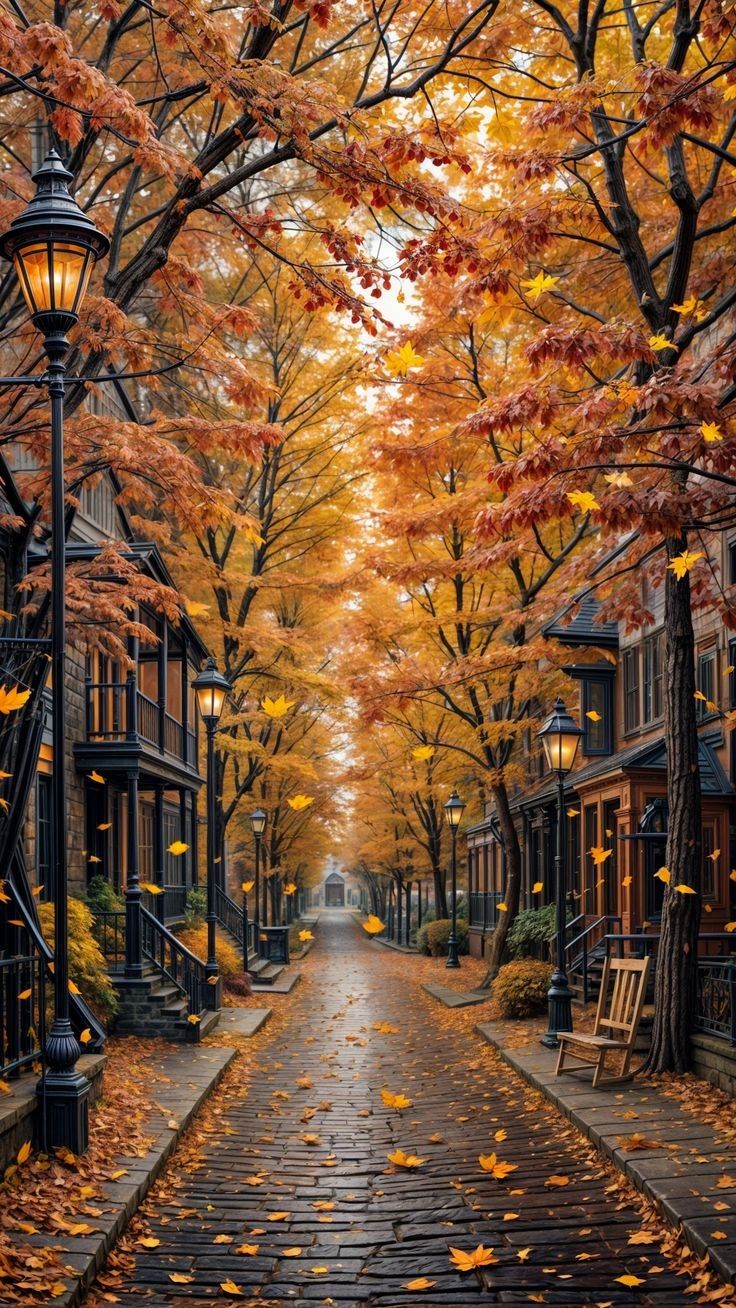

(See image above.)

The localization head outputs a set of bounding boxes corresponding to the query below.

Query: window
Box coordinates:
[37,775,53,901]
[623,649,640,733]
[696,650,717,720]
[582,677,613,754]
[702,823,718,899]
[139,805,153,879]
[729,540,736,585]
[642,632,664,723]
[584,805,598,911]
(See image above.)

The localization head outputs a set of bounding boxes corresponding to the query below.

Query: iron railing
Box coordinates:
[695,958,736,1044]
[0,953,45,1079]
[140,906,207,1018]
[85,681,197,764]
[469,891,505,930]
[162,884,188,922]
[565,915,621,1004]
[94,910,126,964]
[214,886,257,958]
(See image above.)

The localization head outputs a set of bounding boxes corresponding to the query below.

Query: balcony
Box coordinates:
[84,680,198,773]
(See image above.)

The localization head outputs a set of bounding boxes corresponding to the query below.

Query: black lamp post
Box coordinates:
[192,657,230,1008]
[241,876,254,973]
[537,697,583,1048]
[444,789,466,968]
[249,808,266,957]
[0,151,109,1154]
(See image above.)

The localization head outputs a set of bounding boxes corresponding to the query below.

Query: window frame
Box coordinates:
[696,649,718,721]
[642,631,664,725]
[581,675,614,755]
[623,648,640,734]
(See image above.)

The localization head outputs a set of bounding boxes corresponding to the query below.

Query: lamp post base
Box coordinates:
[540,969,574,1048]
[204,962,221,1010]
[37,1024,90,1154]
[446,935,461,969]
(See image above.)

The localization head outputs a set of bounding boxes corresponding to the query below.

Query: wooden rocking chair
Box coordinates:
[555,955,650,1088]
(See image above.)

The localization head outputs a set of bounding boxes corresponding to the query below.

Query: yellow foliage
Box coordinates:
[39,898,118,1020]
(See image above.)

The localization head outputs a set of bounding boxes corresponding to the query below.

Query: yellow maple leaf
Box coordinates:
[380,1089,413,1110]
[288,794,313,810]
[0,684,31,715]
[167,840,189,856]
[589,846,612,867]
[725,85,736,102]
[520,270,559,300]
[586,709,602,722]
[87,770,105,784]
[567,490,600,514]
[169,1274,194,1284]
[667,549,704,580]
[675,883,696,894]
[219,1282,245,1297]
[262,694,295,718]
[184,600,210,618]
[567,807,580,817]
[449,1244,499,1271]
[604,470,633,488]
[672,296,699,316]
[385,341,425,376]
[242,879,255,893]
[138,1236,160,1249]
[362,915,385,935]
[402,1276,436,1290]
[531,881,544,894]
[17,1141,31,1165]
[387,1149,425,1168]
[654,866,670,884]
[649,332,674,353]
[298,929,314,942]
[701,421,722,443]
[284,881,297,895]
[496,901,508,912]
[412,744,435,760]
[622,874,633,887]
[478,1152,518,1180]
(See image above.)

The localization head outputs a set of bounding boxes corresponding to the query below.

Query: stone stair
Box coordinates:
[109,962,220,1042]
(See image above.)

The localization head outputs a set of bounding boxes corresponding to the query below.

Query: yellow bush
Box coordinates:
[175,924,242,978]
[39,898,118,1020]
[491,959,552,1019]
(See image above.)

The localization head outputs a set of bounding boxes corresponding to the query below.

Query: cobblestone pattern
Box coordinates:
[85,913,705,1306]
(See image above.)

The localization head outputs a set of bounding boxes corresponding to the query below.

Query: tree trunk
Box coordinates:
[644,532,701,1073]
[479,781,522,987]
[433,864,447,918]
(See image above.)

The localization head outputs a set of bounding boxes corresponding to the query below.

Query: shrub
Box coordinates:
[175,923,242,978]
[455,895,469,921]
[85,874,124,915]
[39,898,118,1021]
[507,904,567,960]
[425,918,469,957]
[184,887,207,928]
[492,959,552,1018]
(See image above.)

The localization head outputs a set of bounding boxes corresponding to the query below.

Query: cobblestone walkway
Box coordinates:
[86,912,705,1306]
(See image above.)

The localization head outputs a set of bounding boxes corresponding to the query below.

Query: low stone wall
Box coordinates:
[0,1053,105,1170]
[691,1031,736,1096]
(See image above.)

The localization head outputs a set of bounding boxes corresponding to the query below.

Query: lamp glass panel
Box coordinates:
[250,811,266,836]
[196,683,225,721]
[14,242,91,316]
[543,730,580,774]
[445,800,465,828]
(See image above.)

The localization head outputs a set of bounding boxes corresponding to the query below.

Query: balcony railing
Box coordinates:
[86,681,198,767]
[695,958,736,1044]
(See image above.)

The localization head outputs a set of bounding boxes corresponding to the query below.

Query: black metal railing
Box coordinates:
[695,957,736,1044]
[565,915,621,1004]
[85,681,197,765]
[136,692,159,745]
[215,885,243,945]
[468,891,505,930]
[162,884,188,922]
[94,910,126,964]
[0,953,45,1079]
[141,907,206,1019]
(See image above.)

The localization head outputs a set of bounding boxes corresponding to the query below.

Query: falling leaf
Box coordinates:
[520,270,559,300]
[167,840,189,856]
[385,341,425,375]
[622,875,632,887]
[667,549,703,580]
[262,694,295,718]
[242,880,255,893]
[299,929,314,942]
[402,1277,436,1291]
[700,420,723,443]
[16,1141,31,1165]
[387,1149,425,1169]
[589,846,612,866]
[284,882,297,894]
[708,848,721,861]
[381,1089,413,1110]
[531,881,543,894]
[79,1028,92,1044]
[586,710,602,722]
[496,901,508,912]
[478,1152,518,1180]
[17,988,32,1001]
[288,794,314,810]
[140,881,163,895]
[567,807,580,817]
[567,490,600,514]
[649,332,674,352]
[412,744,435,760]
[88,771,105,784]
[675,884,696,895]
[0,684,31,715]
[362,915,385,935]
[654,866,670,884]
[449,1244,499,1271]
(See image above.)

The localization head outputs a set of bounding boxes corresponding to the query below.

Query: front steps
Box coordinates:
[110,963,220,1042]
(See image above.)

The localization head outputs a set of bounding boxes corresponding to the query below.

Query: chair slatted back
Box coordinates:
[594,956,650,1039]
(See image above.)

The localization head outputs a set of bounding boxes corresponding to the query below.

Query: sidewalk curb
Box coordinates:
[476,1022,736,1286]
[49,1045,237,1307]
[423,982,491,1008]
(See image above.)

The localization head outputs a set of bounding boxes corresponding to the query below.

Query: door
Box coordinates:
[602,799,619,918]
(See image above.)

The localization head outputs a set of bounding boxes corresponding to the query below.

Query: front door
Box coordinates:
[602,799,619,918]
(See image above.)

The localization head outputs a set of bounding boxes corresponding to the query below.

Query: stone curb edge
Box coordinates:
[54,1046,237,1307]
[475,1023,736,1288]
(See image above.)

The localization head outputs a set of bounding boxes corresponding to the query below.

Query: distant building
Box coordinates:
[306,857,363,909]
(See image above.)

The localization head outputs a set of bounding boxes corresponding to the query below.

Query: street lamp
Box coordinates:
[193,657,230,1006]
[444,789,466,968]
[0,151,109,1155]
[537,696,583,1048]
[249,808,266,957]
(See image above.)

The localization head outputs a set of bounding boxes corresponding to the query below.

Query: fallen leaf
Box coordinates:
[402,1277,436,1291]
[449,1244,498,1271]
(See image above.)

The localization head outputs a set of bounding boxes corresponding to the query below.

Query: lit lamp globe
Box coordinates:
[0,151,109,340]
[444,790,466,830]
[250,808,267,838]
[192,657,230,726]
[537,698,583,776]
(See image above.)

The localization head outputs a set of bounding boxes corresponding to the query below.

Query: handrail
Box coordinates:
[547,912,586,943]
[567,914,621,953]
[140,906,207,1019]
[215,885,243,944]
[565,914,621,1005]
